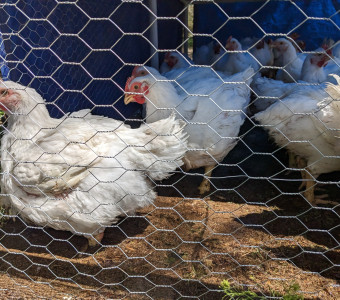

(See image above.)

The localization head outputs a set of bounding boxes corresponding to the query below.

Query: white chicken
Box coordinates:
[158,50,230,89]
[132,64,230,101]
[159,51,193,74]
[240,37,274,69]
[252,39,274,75]
[124,66,253,194]
[223,36,260,75]
[301,48,332,83]
[252,49,331,111]
[324,58,340,81]
[194,41,219,65]
[0,81,188,249]
[272,37,305,82]
[288,32,306,53]
[240,36,260,50]
[254,75,340,206]
[193,41,228,71]
[332,40,340,58]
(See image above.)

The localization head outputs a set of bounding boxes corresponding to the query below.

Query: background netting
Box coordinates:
[0,1,339,299]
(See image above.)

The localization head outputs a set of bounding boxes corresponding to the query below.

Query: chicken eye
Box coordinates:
[134,85,139,90]
[280,42,283,45]
[140,71,146,75]
[0,90,8,97]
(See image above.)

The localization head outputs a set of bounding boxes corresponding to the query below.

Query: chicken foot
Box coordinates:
[303,170,338,206]
[88,232,105,247]
[198,165,215,195]
[79,232,105,255]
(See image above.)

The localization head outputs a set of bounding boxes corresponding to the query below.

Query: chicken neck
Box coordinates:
[145,80,184,123]
[301,59,326,83]
[5,104,59,140]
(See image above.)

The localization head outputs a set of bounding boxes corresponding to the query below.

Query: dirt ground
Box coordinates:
[0,168,339,299]
[0,118,339,300]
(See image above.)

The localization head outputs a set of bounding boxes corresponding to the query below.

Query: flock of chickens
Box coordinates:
[1,35,340,250]
[125,36,340,205]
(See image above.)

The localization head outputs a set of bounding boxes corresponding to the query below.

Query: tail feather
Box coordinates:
[326,74,340,110]
[133,114,188,180]
[326,74,340,98]
[226,67,255,86]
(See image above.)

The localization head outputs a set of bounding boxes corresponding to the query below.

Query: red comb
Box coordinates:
[326,48,332,56]
[289,32,300,40]
[227,36,232,43]
[321,44,328,50]
[125,77,133,91]
[132,66,140,77]
[165,52,171,59]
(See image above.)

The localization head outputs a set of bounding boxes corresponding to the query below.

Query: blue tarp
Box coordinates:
[0,0,184,119]
[1,1,339,119]
[194,0,340,50]
[0,33,9,79]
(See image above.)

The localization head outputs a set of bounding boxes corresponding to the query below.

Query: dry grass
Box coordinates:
[0,184,338,299]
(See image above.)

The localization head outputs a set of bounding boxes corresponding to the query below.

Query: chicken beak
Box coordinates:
[124,94,135,105]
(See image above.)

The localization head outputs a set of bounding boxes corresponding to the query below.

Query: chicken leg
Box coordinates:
[88,232,105,247]
[296,156,307,190]
[288,152,298,168]
[198,165,215,195]
[79,232,105,255]
[303,170,338,206]
[284,152,298,176]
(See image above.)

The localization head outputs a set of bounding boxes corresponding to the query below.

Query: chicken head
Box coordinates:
[131,66,149,78]
[225,36,241,51]
[164,52,179,68]
[0,88,18,113]
[124,76,150,105]
[310,51,331,68]
[271,38,291,53]
[0,81,43,114]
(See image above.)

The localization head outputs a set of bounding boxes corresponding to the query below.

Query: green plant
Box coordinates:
[220,280,304,300]
[282,282,303,300]
[0,110,4,126]
[0,206,9,227]
[220,280,265,300]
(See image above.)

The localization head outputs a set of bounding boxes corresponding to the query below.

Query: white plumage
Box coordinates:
[272,38,304,82]
[222,36,260,75]
[160,51,193,74]
[0,81,188,247]
[125,66,253,194]
[254,75,340,206]
[193,41,229,71]
[252,49,332,111]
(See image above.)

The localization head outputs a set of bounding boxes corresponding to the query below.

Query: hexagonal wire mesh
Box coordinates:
[0,0,339,299]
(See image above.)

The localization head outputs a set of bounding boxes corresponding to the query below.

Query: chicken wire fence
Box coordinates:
[0,0,339,299]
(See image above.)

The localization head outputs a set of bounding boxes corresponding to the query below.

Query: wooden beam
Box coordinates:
[148,0,159,69]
